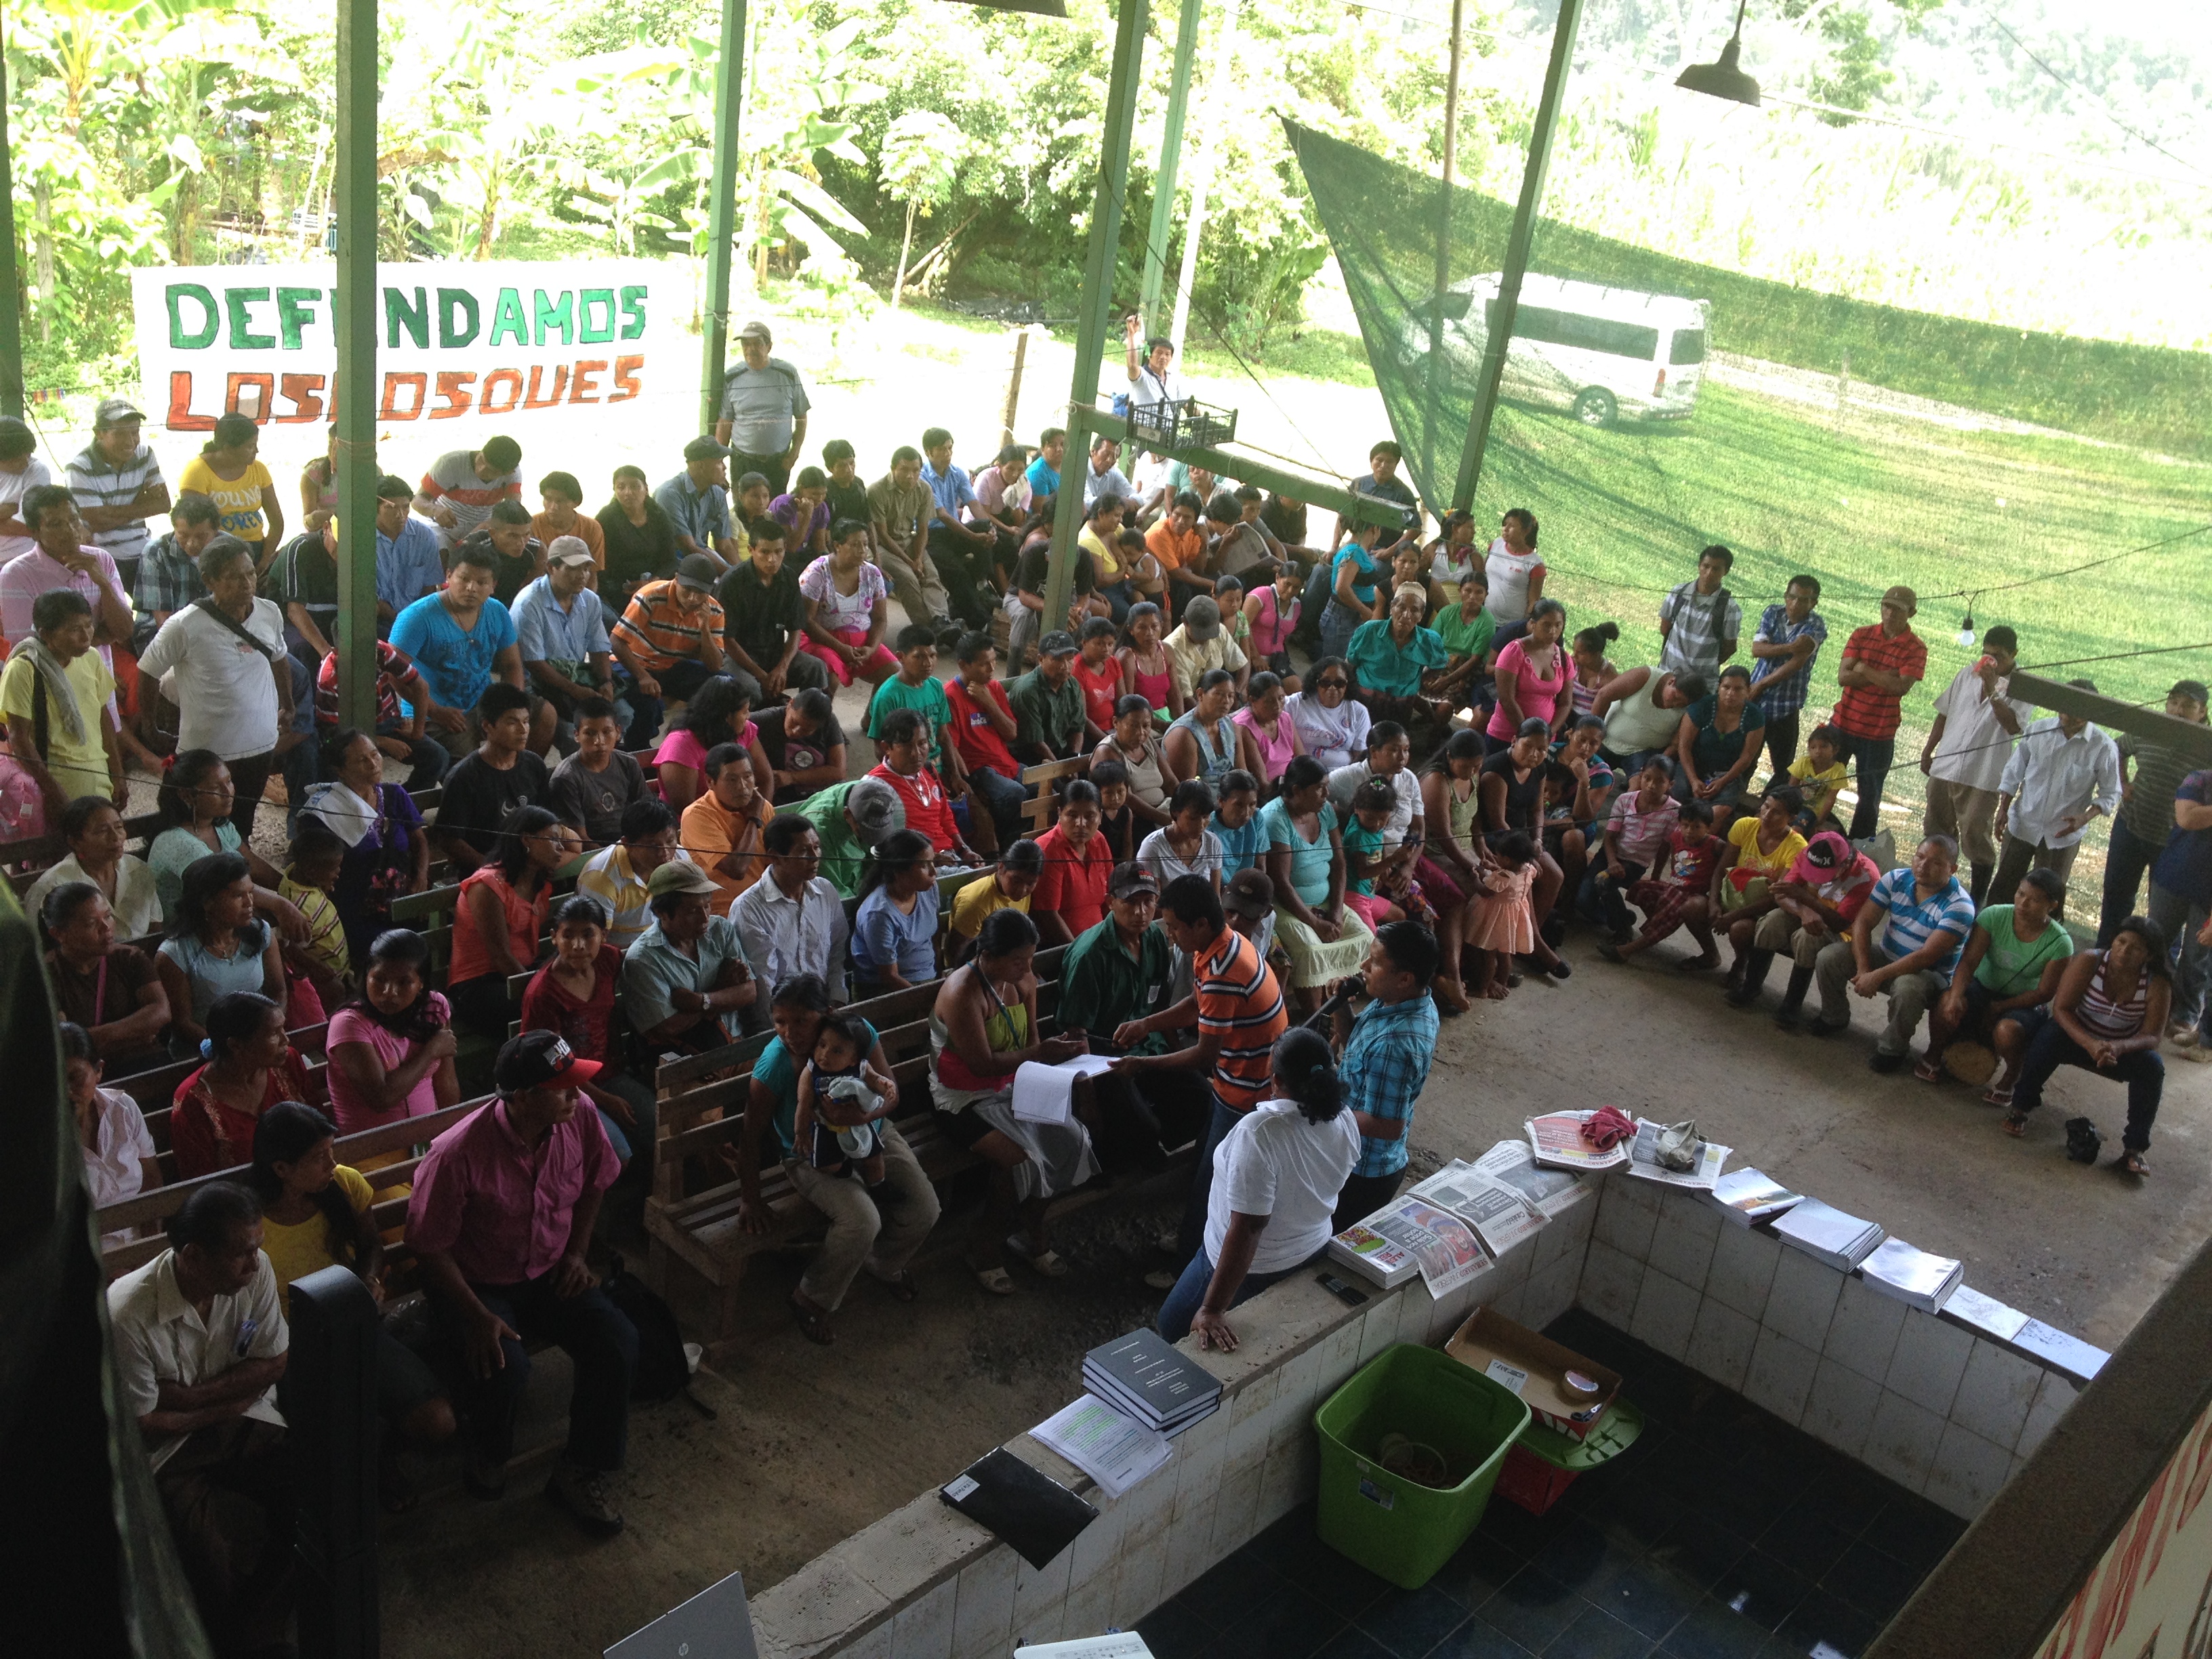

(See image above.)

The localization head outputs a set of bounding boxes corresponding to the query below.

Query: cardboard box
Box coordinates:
[1443,1307,1621,1439]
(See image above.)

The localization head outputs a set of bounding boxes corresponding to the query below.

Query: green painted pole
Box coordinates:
[1041,0,1151,636]
[698,0,749,437]
[1139,0,1203,339]
[332,0,379,732]
[0,26,22,422]
[1450,0,1584,512]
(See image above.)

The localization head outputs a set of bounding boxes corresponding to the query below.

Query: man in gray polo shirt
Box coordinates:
[66,396,171,598]
[713,319,810,496]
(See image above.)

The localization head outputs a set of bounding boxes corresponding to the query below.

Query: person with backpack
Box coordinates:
[1656,544,1742,686]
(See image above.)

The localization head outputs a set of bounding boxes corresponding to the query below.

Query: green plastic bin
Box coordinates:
[1313,1343,1532,1589]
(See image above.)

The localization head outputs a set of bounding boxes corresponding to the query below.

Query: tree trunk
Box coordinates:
[33,178,53,348]
[892,200,916,309]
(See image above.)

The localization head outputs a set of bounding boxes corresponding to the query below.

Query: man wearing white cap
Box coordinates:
[512,535,621,749]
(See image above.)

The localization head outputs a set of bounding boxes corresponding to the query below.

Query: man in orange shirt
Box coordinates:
[1145,489,1213,614]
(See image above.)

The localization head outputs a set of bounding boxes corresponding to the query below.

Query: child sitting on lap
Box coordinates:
[795,1014,895,1187]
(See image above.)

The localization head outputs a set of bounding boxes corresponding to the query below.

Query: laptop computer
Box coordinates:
[604,1569,760,1659]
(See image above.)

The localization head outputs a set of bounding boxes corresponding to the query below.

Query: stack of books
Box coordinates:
[1082,1330,1223,1438]
[1860,1238,1964,1313]
[1771,1197,1887,1271]
[1708,1168,1805,1227]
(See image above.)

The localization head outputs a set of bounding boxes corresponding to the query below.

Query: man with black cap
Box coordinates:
[407,1029,636,1535]
[613,553,728,743]
[656,435,741,568]
[623,857,758,1052]
[714,320,810,495]
[1005,630,1089,763]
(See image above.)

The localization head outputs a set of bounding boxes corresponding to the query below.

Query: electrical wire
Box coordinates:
[1970,3,2212,186]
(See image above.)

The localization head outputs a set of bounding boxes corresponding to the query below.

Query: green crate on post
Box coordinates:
[1313,1343,1532,1589]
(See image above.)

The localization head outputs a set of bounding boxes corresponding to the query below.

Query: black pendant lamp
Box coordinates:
[1676,0,1761,106]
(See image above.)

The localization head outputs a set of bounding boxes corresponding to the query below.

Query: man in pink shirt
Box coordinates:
[405,1030,634,1536]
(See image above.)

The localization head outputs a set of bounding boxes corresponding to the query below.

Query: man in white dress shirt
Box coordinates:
[1993,678,2123,917]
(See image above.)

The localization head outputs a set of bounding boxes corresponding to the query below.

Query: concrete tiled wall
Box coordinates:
[746,1171,2093,1653]
[1583,1179,2085,1522]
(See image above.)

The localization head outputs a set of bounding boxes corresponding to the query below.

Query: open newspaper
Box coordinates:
[1525,1111,1630,1172]
[1328,1195,1493,1296]
[1409,1159,1548,1256]
[1474,1139,1586,1218]
[1620,1118,1731,1191]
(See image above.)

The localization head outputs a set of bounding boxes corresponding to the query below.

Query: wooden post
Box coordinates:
[331,0,380,731]
[1001,327,1029,450]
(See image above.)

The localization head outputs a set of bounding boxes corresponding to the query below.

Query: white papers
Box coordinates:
[1622,1119,1731,1191]
[1474,1139,1586,1218]
[1708,1168,1805,1226]
[1525,1111,1629,1172]
[1410,1160,1547,1256]
[1944,1284,2031,1343]
[1015,1635,1157,1658]
[1484,1359,1530,1395]
[1329,1197,1493,1295]
[1012,1053,1120,1124]
[2013,1319,2110,1385]
[1771,1197,1886,1271]
[1861,1238,1963,1313]
[1032,1395,1174,1499]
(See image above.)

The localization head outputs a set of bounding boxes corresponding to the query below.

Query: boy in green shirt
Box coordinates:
[864,623,961,783]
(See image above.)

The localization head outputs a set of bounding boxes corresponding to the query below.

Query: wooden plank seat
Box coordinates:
[1018,755,1090,839]
[5,811,166,892]
[118,1023,334,1187]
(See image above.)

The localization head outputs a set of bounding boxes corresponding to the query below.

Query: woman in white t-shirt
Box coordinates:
[1156,1027,1361,1349]
[1483,507,1546,626]
[0,418,52,564]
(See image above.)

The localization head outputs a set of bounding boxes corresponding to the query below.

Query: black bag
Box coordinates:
[600,1250,695,1404]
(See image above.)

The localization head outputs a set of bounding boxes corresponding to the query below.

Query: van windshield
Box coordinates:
[1669,328,1708,366]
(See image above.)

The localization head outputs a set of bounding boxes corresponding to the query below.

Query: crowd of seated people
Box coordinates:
[13,367,2211,1650]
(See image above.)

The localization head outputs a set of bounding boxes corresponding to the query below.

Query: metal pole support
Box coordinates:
[1139,0,1204,340]
[698,0,750,438]
[332,0,380,733]
[289,1265,381,1659]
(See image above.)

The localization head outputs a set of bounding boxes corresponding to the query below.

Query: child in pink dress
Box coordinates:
[1464,831,1540,1000]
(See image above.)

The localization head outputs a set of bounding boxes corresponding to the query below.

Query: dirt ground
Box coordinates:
[375,929,2212,1658]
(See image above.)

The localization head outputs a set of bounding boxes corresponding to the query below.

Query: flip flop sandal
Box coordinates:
[1006,1237,1071,1277]
[2003,1111,2030,1138]
[870,1269,920,1303]
[1982,1084,2015,1108]
[789,1293,835,1345]
[2118,1151,2150,1178]
[973,1265,1016,1295]
[1912,1057,1946,1084]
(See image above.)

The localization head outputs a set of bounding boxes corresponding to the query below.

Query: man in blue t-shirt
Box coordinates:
[1811,832,1978,1069]
[733,994,940,1341]
[386,541,526,758]
[1025,427,1066,504]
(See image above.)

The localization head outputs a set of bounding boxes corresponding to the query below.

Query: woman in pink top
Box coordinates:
[1233,672,1305,791]
[447,805,571,1035]
[1117,601,1182,720]
[1242,567,1304,691]
[798,524,899,687]
[652,672,769,813]
[326,928,459,1135]
[1486,597,1572,749]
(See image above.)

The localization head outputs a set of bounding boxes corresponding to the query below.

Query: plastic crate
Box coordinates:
[1495,1399,1646,1516]
[1128,398,1238,451]
[1313,1343,1531,1589]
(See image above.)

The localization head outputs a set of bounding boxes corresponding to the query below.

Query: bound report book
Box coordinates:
[1771,1197,1886,1271]
[1708,1168,1805,1227]
[1860,1238,1963,1313]
[1080,1330,1222,1433]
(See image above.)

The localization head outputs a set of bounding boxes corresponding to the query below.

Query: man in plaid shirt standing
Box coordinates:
[1830,586,1927,840]
[1329,920,1441,1235]
[1746,574,1829,775]
[1656,544,1742,685]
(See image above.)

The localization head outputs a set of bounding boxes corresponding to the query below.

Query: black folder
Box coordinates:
[939,1446,1099,1570]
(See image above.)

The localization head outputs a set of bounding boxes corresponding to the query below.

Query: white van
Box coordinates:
[1399,272,1711,426]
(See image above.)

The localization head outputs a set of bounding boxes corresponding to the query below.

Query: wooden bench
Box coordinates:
[1019,754,1090,839]
[116,1023,333,1187]
[4,811,166,893]
[640,951,1074,1339]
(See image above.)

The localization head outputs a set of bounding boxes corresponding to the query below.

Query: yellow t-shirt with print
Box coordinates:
[179,455,276,541]
[949,872,1031,941]
[1786,756,1848,818]
[261,1164,373,1311]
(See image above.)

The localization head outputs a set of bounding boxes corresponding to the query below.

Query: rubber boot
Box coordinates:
[1727,949,1775,1007]
[1969,859,1993,909]
[1773,964,1814,1031]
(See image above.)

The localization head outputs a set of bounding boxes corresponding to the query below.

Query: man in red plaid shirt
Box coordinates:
[1830,586,1927,839]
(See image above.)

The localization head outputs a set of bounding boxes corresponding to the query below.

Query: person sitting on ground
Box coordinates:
[407,1030,637,1535]
[325,926,457,1139]
[1746,829,1884,1025]
[26,794,162,940]
[731,813,853,1000]
[1340,775,1423,932]
[429,682,550,877]
[1581,754,1681,943]
[1162,595,1249,708]
[1212,769,1267,876]
[299,726,431,969]
[1599,799,1722,970]
[1233,671,1304,793]
[1286,657,1371,773]
[1568,621,1621,718]
[1117,601,1181,720]
[1996,916,2170,1177]
[521,895,659,1173]
[715,515,832,697]
[106,1181,295,1654]
[1095,693,1181,831]
[947,839,1043,966]
[622,859,757,1057]
[63,1021,161,1242]
[867,706,980,869]
[737,973,938,1342]
[157,853,285,1059]
[1092,758,1139,864]
[1006,630,1091,765]
[930,907,1099,1294]
[942,632,1028,855]
[1158,1025,1357,1351]
[797,519,899,689]
[754,685,847,804]
[387,541,527,761]
[1141,779,1228,895]
[852,829,941,995]
[682,741,774,914]
[1811,832,1977,1069]
[447,805,575,1035]
[1788,723,1850,830]
[612,553,729,743]
[1919,867,2074,1090]
[1261,754,1373,1008]
[1465,832,1544,1001]
[1347,581,1464,735]
[1547,717,1617,879]
[277,817,353,1015]
[1166,668,1243,794]
[1712,786,1809,994]
[653,670,768,816]
[249,1101,457,1511]
[548,695,649,849]
[795,1012,895,1188]
[1244,565,1304,692]
[43,881,170,1076]
[169,991,313,1179]
[577,798,691,951]
[790,773,902,900]
[1029,779,1116,946]
[1674,663,1767,825]
[3,588,123,829]
[1329,921,1442,1232]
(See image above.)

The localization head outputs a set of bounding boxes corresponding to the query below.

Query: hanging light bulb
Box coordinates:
[1955,613,1977,649]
